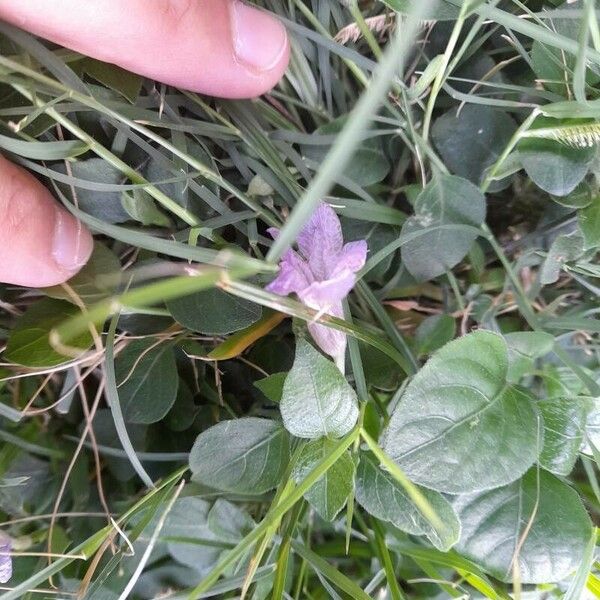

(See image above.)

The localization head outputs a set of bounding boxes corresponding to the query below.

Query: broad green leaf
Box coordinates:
[432,105,517,191]
[163,497,253,575]
[400,175,486,281]
[452,469,593,583]
[380,0,459,19]
[52,158,131,223]
[382,331,540,494]
[415,314,456,356]
[578,197,600,249]
[584,398,600,454]
[355,453,460,551]
[538,397,586,476]
[5,298,92,367]
[519,118,595,197]
[168,288,262,335]
[540,230,585,285]
[115,339,179,424]
[552,182,594,209]
[292,440,355,521]
[45,243,121,304]
[280,339,359,439]
[189,417,289,494]
[254,372,287,403]
[504,331,554,382]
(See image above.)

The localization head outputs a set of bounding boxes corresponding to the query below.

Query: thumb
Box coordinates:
[0,155,93,287]
[0,0,290,99]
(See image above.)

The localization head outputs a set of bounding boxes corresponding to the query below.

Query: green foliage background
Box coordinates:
[1,0,600,598]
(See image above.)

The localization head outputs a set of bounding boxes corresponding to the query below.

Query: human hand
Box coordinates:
[0,0,289,287]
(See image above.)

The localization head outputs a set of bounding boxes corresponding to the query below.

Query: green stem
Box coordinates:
[422,2,470,140]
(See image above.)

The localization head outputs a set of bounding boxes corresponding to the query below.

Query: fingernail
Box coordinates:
[51,209,94,274]
[230,1,288,72]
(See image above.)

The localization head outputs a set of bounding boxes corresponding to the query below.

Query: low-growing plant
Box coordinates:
[0,0,599,598]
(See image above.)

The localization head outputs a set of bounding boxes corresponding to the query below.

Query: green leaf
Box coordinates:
[578,197,600,249]
[163,497,253,574]
[540,230,585,285]
[382,331,540,494]
[167,288,262,335]
[189,417,289,494]
[52,158,131,223]
[415,314,456,356]
[115,339,179,424]
[518,118,595,197]
[254,372,287,403]
[80,58,142,102]
[121,189,170,227]
[355,453,460,551]
[452,469,593,583]
[538,397,586,476]
[5,298,92,367]
[44,242,121,304]
[432,105,517,191]
[400,174,486,281]
[0,133,87,159]
[530,7,600,97]
[552,182,594,209]
[280,339,359,439]
[292,440,355,521]
[504,331,555,382]
[584,398,600,454]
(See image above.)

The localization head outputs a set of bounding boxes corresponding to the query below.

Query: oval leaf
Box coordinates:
[382,331,540,493]
[280,339,359,439]
[539,397,586,476]
[5,298,92,367]
[453,469,593,583]
[189,417,289,494]
[292,439,355,522]
[168,288,262,335]
[355,453,460,551]
[400,174,486,281]
[115,339,178,424]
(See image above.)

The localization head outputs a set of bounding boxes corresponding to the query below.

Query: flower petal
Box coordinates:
[266,249,313,296]
[334,240,368,275]
[307,302,347,358]
[266,227,280,240]
[298,270,356,307]
[298,203,343,279]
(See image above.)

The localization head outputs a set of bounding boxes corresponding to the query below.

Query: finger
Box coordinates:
[0,155,93,287]
[0,0,289,98]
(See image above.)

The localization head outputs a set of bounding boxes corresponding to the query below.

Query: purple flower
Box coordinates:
[0,535,12,584]
[267,203,367,359]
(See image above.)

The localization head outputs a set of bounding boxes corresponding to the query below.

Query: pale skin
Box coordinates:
[0,0,290,286]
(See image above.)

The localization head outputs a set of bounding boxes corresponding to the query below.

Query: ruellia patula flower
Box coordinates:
[0,534,12,584]
[266,202,367,362]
